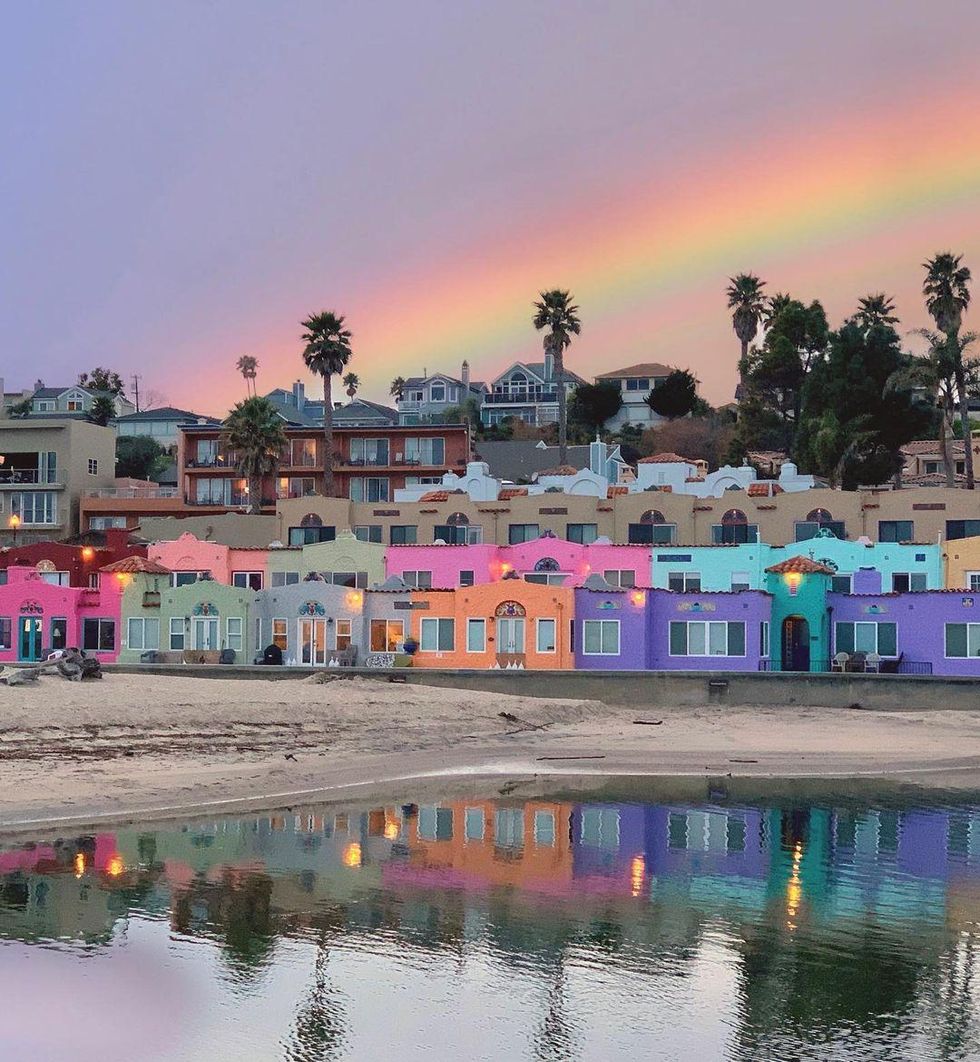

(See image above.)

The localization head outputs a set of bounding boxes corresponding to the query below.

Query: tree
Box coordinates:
[533,289,581,465]
[795,319,933,489]
[236,356,258,397]
[343,372,359,400]
[645,369,699,420]
[855,293,898,330]
[116,436,169,481]
[78,368,125,394]
[764,292,794,323]
[924,252,973,488]
[639,415,735,471]
[443,395,483,430]
[301,312,353,497]
[7,397,31,418]
[568,383,623,435]
[726,273,767,398]
[390,377,406,402]
[223,396,287,514]
[88,394,117,426]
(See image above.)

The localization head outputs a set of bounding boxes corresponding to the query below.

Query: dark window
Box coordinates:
[509,523,540,544]
[628,511,675,545]
[830,574,852,594]
[795,510,845,540]
[946,520,980,541]
[712,510,758,544]
[879,520,914,542]
[353,525,383,543]
[390,525,418,545]
[566,523,598,544]
[232,572,263,590]
[83,618,115,652]
[50,618,67,651]
[459,570,474,587]
[668,572,701,592]
[892,572,927,592]
[288,525,336,546]
[434,524,469,545]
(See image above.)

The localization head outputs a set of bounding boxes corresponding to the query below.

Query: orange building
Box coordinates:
[407,580,575,669]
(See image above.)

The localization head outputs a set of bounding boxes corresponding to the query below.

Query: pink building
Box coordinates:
[148,533,269,590]
[0,566,123,663]
[383,534,652,589]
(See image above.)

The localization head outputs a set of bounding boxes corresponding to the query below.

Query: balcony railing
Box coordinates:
[0,469,59,485]
[484,391,559,405]
[84,487,180,500]
[185,456,239,469]
[758,658,933,675]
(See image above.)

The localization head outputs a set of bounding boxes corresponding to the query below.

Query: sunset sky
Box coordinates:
[3,1,980,414]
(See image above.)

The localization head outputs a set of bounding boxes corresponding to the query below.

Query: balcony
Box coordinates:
[184,456,238,470]
[84,486,180,500]
[484,391,559,405]
[0,468,60,487]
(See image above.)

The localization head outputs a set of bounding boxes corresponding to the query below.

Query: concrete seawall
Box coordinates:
[101,664,980,711]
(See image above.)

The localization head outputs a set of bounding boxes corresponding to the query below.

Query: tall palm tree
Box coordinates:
[764,292,793,324]
[223,396,287,514]
[390,376,406,402]
[301,312,353,497]
[856,293,899,331]
[343,372,360,400]
[533,289,581,465]
[726,274,767,399]
[924,252,973,487]
[236,355,259,397]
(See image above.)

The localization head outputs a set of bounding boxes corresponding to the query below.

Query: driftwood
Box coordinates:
[0,649,102,686]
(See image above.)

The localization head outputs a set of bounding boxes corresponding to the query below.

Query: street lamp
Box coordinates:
[8,514,20,546]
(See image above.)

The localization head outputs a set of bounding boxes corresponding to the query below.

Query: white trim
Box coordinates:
[535,617,557,654]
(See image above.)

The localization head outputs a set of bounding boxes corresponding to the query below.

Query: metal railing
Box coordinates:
[758,658,933,675]
[0,469,58,485]
[84,486,180,499]
[484,391,559,405]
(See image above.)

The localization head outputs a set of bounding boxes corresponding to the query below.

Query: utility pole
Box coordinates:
[131,374,141,413]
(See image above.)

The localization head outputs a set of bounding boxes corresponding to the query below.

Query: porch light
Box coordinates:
[383,819,400,841]
[74,852,86,878]
[81,546,95,561]
[342,842,362,868]
[630,855,646,897]
[8,515,20,530]
[784,572,803,592]
[106,855,125,877]
[346,590,363,610]
[630,590,647,608]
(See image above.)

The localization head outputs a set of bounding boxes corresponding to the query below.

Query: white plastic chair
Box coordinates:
[832,652,849,673]
[865,652,882,673]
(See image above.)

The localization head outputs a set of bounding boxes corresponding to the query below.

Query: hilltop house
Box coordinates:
[594,362,675,429]
[396,361,487,424]
[482,354,585,427]
[3,383,135,419]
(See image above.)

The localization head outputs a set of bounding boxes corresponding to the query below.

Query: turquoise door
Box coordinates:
[18,617,42,662]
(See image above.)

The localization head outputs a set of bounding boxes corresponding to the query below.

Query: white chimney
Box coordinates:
[544,352,554,380]
[461,359,470,390]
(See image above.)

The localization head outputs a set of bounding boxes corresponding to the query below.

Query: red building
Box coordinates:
[0,528,146,587]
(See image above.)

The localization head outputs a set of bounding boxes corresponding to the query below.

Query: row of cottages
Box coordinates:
[0,528,147,587]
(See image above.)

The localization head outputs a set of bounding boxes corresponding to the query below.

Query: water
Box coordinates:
[2,779,980,1061]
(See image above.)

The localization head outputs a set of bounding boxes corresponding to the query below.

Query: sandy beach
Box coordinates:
[2,673,980,831]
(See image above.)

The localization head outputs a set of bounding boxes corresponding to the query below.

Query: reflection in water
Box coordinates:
[3,786,980,1059]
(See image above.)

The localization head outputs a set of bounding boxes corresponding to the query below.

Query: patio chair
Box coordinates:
[865,652,882,673]
[831,652,849,672]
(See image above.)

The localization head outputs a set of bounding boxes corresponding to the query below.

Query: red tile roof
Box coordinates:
[764,556,835,575]
[536,465,580,476]
[747,482,784,497]
[499,487,528,499]
[419,490,451,502]
[607,485,629,498]
[100,556,172,575]
[638,452,692,464]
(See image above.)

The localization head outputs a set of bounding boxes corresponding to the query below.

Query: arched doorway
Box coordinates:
[781,616,810,671]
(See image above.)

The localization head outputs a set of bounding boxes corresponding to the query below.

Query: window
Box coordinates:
[967,573,980,592]
[669,621,746,656]
[50,618,67,652]
[945,624,980,658]
[370,619,404,652]
[628,510,676,545]
[583,619,620,655]
[0,617,10,650]
[524,572,567,586]
[172,571,206,587]
[67,399,83,412]
[603,570,636,589]
[288,525,336,546]
[831,574,852,594]
[196,438,218,464]
[566,523,598,545]
[89,516,127,530]
[435,513,482,545]
[508,523,539,544]
[420,618,454,652]
[353,525,383,543]
[730,571,750,592]
[225,618,243,653]
[82,618,115,652]
[10,492,57,525]
[40,571,70,586]
[402,570,433,589]
[232,571,263,591]
[349,438,390,465]
[127,617,160,651]
[466,618,486,652]
[271,571,300,587]
[712,509,758,544]
[760,621,770,657]
[668,572,701,593]
[948,520,980,541]
[271,619,288,650]
[87,458,99,475]
[580,808,620,848]
[335,619,351,650]
[495,809,524,848]
[879,520,914,542]
[795,509,845,540]
[430,384,446,403]
[349,477,390,502]
[625,377,650,391]
[390,525,418,545]
[892,572,927,593]
[464,807,485,841]
[323,570,368,588]
[534,810,556,845]
[418,806,453,841]
[536,618,556,653]
[835,621,897,656]
[459,570,474,587]
[405,437,445,464]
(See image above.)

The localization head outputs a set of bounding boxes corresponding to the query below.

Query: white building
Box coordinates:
[594,361,674,429]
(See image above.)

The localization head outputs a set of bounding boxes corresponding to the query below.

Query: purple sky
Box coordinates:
[3,1,979,412]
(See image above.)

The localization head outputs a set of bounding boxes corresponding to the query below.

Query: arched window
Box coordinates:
[435,511,473,545]
[300,513,322,527]
[714,508,757,544]
[534,557,561,572]
[796,508,844,542]
[807,508,833,523]
[446,512,469,526]
[641,510,666,525]
[629,509,675,545]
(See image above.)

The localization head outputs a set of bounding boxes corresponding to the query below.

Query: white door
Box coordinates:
[299,619,328,665]
[496,618,525,654]
[192,618,219,650]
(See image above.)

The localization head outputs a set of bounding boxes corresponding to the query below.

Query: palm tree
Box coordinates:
[343,372,360,400]
[301,312,353,497]
[924,252,973,487]
[764,292,793,323]
[236,355,259,397]
[856,293,899,331]
[223,396,287,514]
[726,274,767,399]
[390,376,406,402]
[533,289,581,465]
